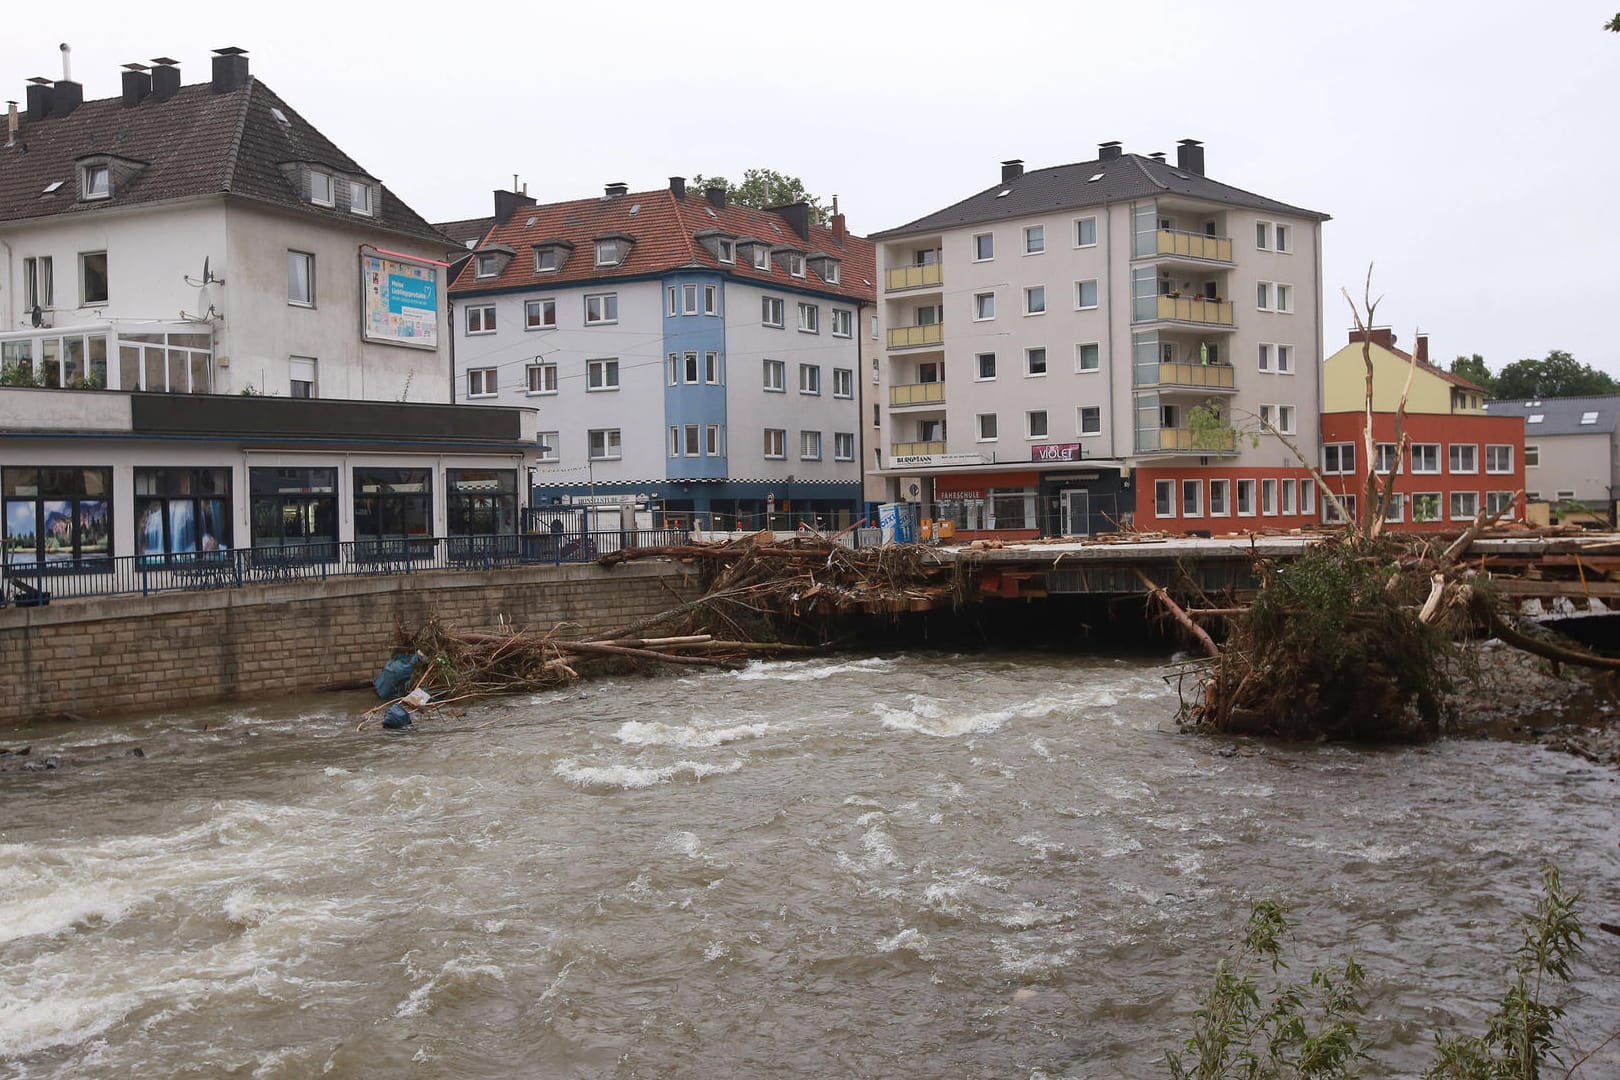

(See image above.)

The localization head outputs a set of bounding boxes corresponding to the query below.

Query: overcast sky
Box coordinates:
[5,1,1615,374]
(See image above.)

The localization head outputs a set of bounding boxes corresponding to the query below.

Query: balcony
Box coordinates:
[1152,228,1232,263]
[1149,295,1235,327]
[1134,362,1237,392]
[1136,427,1237,455]
[887,324,944,350]
[889,382,947,408]
[885,264,943,292]
[891,440,948,457]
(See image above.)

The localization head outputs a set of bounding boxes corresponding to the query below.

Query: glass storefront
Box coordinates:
[447,469,517,535]
[353,468,432,541]
[2,466,113,565]
[135,467,232,560]
[250,467,337,550]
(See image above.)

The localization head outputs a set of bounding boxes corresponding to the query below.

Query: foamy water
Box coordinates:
[0,651,1616,1077]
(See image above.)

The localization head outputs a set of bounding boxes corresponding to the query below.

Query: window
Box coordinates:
[535,248,559,273]
[1581,410,1600,425]
[683,425,702,456]
[763,359,785,391]
[799,364,821,394]
[717,240,735,264]
[588,429,622,460]
[1258,343,1272,372]
[1448,444,1478,473]
[764,428,786,458]
[1275,284,1292,313]
[666,352,680,385]
[1525,444,1540,468]
[834,431,856,461]
[1078,406,1100,435]
[1210,479,1230,516]
[682,283,699,314]
[594,239,622,267]
[1256,281,1272,310]
[526,363,558,395]
[707,424,725,456]
[587,358,620,390]
[1075,343,1099,372]
[870,314,879,339]
[705,352,721,384]
[762,296,785,327]
[833,368,854,398]
[1487,491,1515,517]
[349,181,372,216]
[1025,286,1046,315]
[1074,217,1097,247]
[1325,493,1358,525]
[466,304,496,334]
[1323,443,1355,474]
[468,367,498,398]
[1154,480,1174,517]
[973,233,994,261]
[1261,478,1278,515]
[977,353,997,380]
[1411,443,1440,473]
[1256,222,1270,250]
[1276,345,1293,373]
[1274,224,1290,252]
[525,298,557,329]
[1281,479,1296,514]
[700,285,717,316]
[474,253,499,278]
[799,431,822,460]
[1411,493,1441,522]
[82,164,110,200]
[831,309,852,337]
[977,413,998,440]
[873,403,881,428]
[1024,225,1045,254]
[447,469,518,538]
[683,352,701,384]
[752,245,770,271]
[667,285,678,315]
[22,256,53,310]
[974,292,996,320]
[1182,480,1203,517]
[1450,491,1479,520]
[784,253,805,278]
[798,303,820,333]
[1020,347,1047,377]
[537,432,559,462]
[352,467,431,541]
[1074,279,1099,309]
[1259,404,1295,435]
[1027,410,1048,438]
[80,251,108,305]
[1236,479,1256,516]
[1375,443,1398,473]
[287,251,314,306]
[1486,444,1513,473]
[310,171,334,207]
[1301,479,1315,515]
[584,293,618,324]
[132,467,229,560]
[289,356,317,399]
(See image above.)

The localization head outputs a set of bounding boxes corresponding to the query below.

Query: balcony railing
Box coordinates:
[1135,427,1238,454]
[1154,228,1233,263]
[886,324,944,349]
[1134,362,1237,391]
[891,440,948,457]
[885,264,943,292]
[1153,295,1235,326]
[889,381,947,407]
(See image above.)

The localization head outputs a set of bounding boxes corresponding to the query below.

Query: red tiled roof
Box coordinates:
[450,187,875,303]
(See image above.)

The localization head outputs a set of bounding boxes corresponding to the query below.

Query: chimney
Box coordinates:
[705,185,727,210]
[1349,326,1397,351]
[1149,151,1166,163]
[604,181,628,197]
[121,63,151,107]
[775,201,810,241]
[1098,140,1122,162]
[51,48,82,118]
[831,194,845,244]
[5,101,17,147]
[211,46,249,93]
[150,58,181,101]
[1176,138,1205,175]
[492,187,536,222]
[669,176,686,199]
[1000,158,1024,182]
[1415,334,1429,364]
[24,79,50,123]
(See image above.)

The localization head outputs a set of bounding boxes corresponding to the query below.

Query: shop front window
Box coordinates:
[447,469,517,536]
[2,466,113,566]
[135,467,232,561]
[353,467,432,541]
[250,467,337,551]
[989,487,1032,530]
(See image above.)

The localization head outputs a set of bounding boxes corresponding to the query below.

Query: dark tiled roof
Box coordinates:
[1484,395,1620,436]
[450,187,876,304]
[435,216,495,249]
[873,153,1329,239]
[0,77,446,245]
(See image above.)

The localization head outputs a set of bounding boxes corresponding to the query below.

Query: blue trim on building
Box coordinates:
[661,271,729,480]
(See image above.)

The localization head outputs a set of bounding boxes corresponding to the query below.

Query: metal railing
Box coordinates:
[1152,295,1235,326]
[889,381,947,407]
[886,324,944,349]
[0,530,691,604]
[1154,228,1233,262]
[884,264,943,292]
[1134,361,1237,390]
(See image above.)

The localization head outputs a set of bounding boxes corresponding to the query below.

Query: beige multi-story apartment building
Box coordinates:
[870,140,1328,538]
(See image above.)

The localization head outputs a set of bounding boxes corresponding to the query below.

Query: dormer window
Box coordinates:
[470,244,516,280]
[310,171,334,207]
[349,181,373,217]
[786,253,804,278]
[753,247,769,271]
[592,233,634,268]
[532,240,573,274]
[82,164,110,200]
[475,253,500,278]
[718,239,735,264]
[809,254,841,285]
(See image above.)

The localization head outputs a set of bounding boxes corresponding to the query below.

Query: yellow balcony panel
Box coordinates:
[1137,362,1237,391]
[891,440,948,457]
[885,264,943,292]
[889,382,947,407]
[1147,427,1237,454]
[1155,295,1235,326]
[1154,229,1233,263]
[887,324,945,349]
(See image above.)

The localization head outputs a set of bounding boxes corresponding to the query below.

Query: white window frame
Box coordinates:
[1074,279,1098,310]
[466,304,496,335]
[1073,217,1097,248]
[1487,491,1515,517]
[1075,342,1100,372]
[1275,283,1293,313]
[684,424,702,457]
[1323,443,1355,474]
[974,292,996,321]
[1274,224,1290,253]
[289,356,317,399]
[972,233,994,261]
[81,163,110,200]
[348,180,373,217]
[310,171,334,207]
[797,302,820,334]
[1257,343,1273,372]
[1525,444,1540,468]
[287,250,315,307]
[785,253,805,278]
[1450,491,1480,521]
[588,429,623,461]
[762,296,785,328]
[833,368,854,398]
[474,253,499,279]
[1261,478,1278,515]
[1411,443,1441,474]
[976,353,996,381]
[763,359,785,392]
[1256,221,1271,250]
[798,363,821,395]
[977,413,998,441]
[1301,479,1316,515]
[707,424,725,456]
[799,430,822,461]
[586,358,620,391]
[1182,479,1203,518]
[584,292,618,325]
[1236,478,1256,517]
[467,367,498,398]
[1256,281,1273,311]
[831,309,853,338]
[682,283,699,314]
[683,351,701,384]
[80,250,108,306]
[1077,405,1101,436]
[1276,344,1293,374]
[1485,444,1513,473]
[763,428,787,459]
[1209,478,1230,516]
[595,239,620,268]
[1154,479,1174,518]
[525,298,557,330]
[751,245,770,271]
[1023,224,1045,255]
[705,351,721,385]
[1448,444,1478,474]
[537,431,560,462]
[534,247,559,274]
[1025,347,1047,378]
[716,239,735,265]
[526,362,558,395]
[702,284,718,316]
[1411,492,1442,522]
[1027,409,1049,440]
[1025,285,1046,316]
[1281,479,1296,515]
[834,432,855,461]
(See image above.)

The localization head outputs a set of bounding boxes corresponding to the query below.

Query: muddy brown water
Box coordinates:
[1,651,1616,1078]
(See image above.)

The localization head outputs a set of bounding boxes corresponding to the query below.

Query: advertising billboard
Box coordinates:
[361,252,439,350]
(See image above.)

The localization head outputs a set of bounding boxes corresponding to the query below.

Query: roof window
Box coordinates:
[1580,411,1599,425]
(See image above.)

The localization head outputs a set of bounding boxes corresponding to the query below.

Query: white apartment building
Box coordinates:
[871,140,1329,537]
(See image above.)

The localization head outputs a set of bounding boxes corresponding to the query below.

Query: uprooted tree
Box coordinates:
[1182,269,1620,742]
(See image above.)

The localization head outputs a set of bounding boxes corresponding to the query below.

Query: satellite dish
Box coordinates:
[202,255,211,282]
[30,304,44,327]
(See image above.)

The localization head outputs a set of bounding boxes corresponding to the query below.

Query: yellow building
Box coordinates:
[1322,328,1486,414]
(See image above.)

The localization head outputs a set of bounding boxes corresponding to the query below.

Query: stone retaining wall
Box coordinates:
[0,562,697,727]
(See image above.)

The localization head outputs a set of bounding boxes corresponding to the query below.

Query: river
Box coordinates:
[1,651,1616,1078]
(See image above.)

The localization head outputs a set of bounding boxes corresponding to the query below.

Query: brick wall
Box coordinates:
[0,562,698,727]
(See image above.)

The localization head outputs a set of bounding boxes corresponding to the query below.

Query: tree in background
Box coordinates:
[1451,354,1496,396]
[687,168,830,226]
[1491,350,1619,399]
